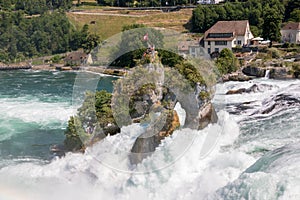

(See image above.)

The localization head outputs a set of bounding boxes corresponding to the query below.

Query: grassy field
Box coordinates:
[67,8,193,39]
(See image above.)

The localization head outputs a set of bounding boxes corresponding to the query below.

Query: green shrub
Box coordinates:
[267,48,281,59]
[215,48,239,75]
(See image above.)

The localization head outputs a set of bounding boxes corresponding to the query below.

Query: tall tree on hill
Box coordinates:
[284,0,300,21]
[289,9,300,22]
[262,7,282,47]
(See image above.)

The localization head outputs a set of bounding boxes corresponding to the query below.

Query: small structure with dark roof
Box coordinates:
[178,40,204,58]
[281,22,300,44]
[203,20,253,54]
[64,52,88,66]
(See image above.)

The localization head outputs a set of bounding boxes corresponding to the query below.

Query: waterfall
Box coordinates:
[264,69,270,79]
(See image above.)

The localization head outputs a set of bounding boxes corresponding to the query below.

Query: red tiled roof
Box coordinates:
[204,20,249,40]
[282,22,300,30]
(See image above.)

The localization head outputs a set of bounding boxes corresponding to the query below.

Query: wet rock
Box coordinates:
[226,84,260,95]
[242,66,266,77]
[129,110,180,165]
[269,68,288,79]
[222,73,252,82]
[242,66,291,79]
[198,103,218,130]
[252,85,300,115]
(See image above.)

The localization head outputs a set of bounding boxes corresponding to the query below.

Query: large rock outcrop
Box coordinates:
[129,102,218,165]
[242,66,266,77]
[242,66,292,79]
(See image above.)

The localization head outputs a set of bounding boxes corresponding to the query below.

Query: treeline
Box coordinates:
[192,0,300,38]
[96,0,199,7]
[0,0,72,15]
[0,11,99,63]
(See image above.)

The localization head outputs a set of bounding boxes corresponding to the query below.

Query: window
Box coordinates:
[208,41,211,45]
[237,40,242,45]
[207,33,233,38]
[215,41,227,46]
[215,48,219,52]
[234,41,237,45]
[208,48,211,54]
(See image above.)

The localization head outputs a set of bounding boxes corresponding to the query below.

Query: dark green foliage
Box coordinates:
[64,90,116,151]
[158,49,184,68]
[51,55,62,63]
[215,48,239,75]
[64,116,88,151]
[111,25,164,68]
[46,0,72,10]
[191,0,297,38]
[262,7,282,44]
[284,0,300,22]
[70,24,101,53]
[292,63,300,78]
[96,0,194,7]
[122,24,146,31]
[0,0,16,11]
[9,0,72,15]
[0,10,99,63]
[0,12,70,62]
[15,0,48,15]
[175,62,205,86]
[289,9,300,22]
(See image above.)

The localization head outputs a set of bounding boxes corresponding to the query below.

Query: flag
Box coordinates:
[143,33,148,41]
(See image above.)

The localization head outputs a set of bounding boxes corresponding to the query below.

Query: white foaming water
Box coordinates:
[1,77,299,199]
[0,111,256,200]
[264,69,270,78]
[0,96,75,128]
[214,143,300,200]
[215,79,300,105]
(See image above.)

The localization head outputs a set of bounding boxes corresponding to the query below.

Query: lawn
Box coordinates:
[67,8,193,39]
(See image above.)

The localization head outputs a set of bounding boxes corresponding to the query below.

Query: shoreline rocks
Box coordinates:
[222,72,252,82]
[242,65,297,79]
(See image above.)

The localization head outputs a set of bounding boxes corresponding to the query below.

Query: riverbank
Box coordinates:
[0,63,32,70]
[0,63,126,77]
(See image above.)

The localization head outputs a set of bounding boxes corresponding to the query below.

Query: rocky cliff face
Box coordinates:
[198,103,218,130]
[110,62,219,165]
[242,65,297,79]
[63,60,218,164]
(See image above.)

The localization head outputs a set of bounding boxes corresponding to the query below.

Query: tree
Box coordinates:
[64,116,88,151]
[289,9,300,22]
[262,7,282,46]
[215,48,239,75]
[111,25,164,68]
[284,0,300,21]
[82,33,100,53]
[64,90,117,151]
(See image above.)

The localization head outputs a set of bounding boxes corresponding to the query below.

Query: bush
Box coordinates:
[215,48,239,75]
[267,48,281,58]
[51,55,62,64]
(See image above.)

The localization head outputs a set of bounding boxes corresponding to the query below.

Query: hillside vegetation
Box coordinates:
[67,9,193,39]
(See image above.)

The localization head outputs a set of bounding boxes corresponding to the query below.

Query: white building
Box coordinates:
[203,20,254,54]
[178,40,205,58]
[197,0,224,4]
[281,22,300,44]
